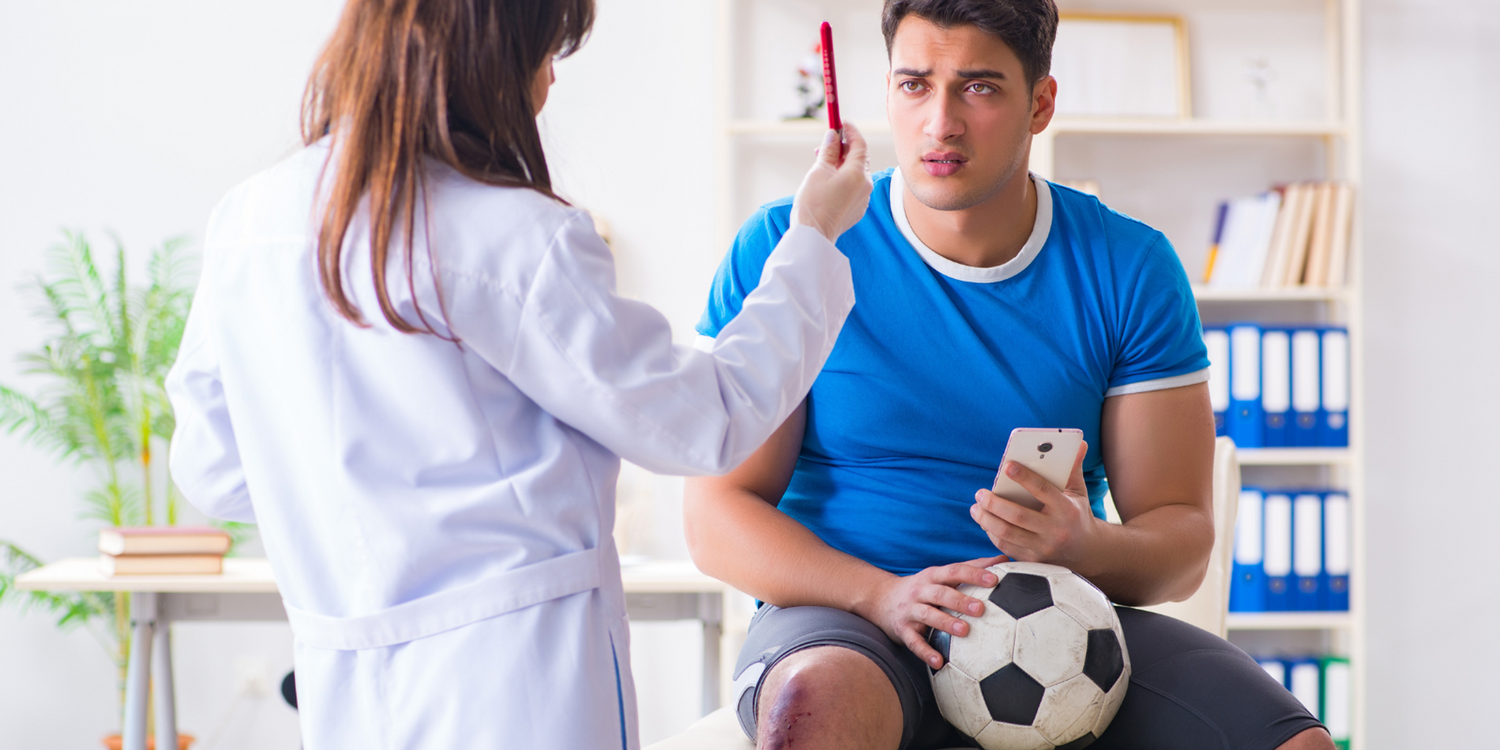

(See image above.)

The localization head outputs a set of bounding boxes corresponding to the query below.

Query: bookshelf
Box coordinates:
[715,0,1363,745]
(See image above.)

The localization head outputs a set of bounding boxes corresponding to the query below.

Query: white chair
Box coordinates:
[646,437,1241,750]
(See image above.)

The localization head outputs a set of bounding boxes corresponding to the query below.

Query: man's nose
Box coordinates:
[922,94,964,142]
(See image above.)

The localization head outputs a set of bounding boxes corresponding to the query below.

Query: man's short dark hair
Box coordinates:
[882,0,1059,88]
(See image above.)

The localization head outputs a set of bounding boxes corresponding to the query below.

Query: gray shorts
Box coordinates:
[732,604,1323,750]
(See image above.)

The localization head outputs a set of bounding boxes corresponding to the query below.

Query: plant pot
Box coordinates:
[101,732,195,750]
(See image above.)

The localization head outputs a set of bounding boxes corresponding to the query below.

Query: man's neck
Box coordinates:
[903,167,1038,269]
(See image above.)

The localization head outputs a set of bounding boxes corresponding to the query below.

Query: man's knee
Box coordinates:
[755,646,902,750]
[1277,727,1336,750]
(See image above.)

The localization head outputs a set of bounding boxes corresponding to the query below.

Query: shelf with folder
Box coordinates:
[1237,448,1351,466]
[1227,612,1354,631]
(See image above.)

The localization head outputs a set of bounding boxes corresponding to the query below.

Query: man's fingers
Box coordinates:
[976,488,1047,528]
[932,561,999,589]
[902,626,946,670]
[922,582,986,618]
[1066,440,1089,495]
[971,504,1045,558]
[1000,460,1064,510]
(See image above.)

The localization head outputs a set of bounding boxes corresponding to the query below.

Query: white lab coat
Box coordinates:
[165,141,853,750]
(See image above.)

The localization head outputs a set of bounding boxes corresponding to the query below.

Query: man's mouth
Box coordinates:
[923,152,967,177]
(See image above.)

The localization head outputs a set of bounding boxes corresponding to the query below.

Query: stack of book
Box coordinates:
[1203,181,1356,290]
[98,527,232,576]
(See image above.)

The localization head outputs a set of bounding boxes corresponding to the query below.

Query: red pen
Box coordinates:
[820,21,846,160]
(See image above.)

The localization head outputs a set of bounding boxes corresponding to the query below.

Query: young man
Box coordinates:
[686,1,1335,749]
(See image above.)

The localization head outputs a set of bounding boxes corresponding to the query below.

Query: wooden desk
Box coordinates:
[18,557,745,750]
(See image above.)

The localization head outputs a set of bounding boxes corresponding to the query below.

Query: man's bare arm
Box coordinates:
[970,383,1215,606]
[684,401,1002,668]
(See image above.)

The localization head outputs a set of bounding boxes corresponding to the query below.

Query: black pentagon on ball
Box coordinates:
[1083,629,1125,692]
[979,663,1046,725]
[988,573,1053,619]
[1056,733,1097,749]
[928,627,951,674]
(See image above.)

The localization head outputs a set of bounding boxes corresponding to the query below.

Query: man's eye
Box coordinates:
[968,83,995,94]
[900,80,924,93]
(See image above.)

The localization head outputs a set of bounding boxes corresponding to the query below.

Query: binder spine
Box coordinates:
[1320,657,1353,749]
[1263,493,1294,611]
[1230,489,1266,612]
[1293,493,1325,611]
[1291,329,1323,447]
[1324,493,1351,612]
[1261,330,1292,447]
[1229,325,1264,448]
[1321,329,1350,447]
[1205,328,1231,437]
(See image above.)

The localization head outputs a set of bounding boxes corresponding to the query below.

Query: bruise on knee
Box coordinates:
[760,675,818,749]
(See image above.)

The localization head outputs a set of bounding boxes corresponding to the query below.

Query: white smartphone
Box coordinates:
[990,428,1085,511]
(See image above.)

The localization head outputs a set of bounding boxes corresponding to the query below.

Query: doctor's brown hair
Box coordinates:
[302,0,594,337]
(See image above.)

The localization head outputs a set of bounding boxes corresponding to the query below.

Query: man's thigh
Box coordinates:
[732,604,965,750]
[1094,607,1324,750]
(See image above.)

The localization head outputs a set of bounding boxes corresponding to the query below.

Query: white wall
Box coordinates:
[0,3,343,748]
[2,0,1496,747]
[1361,0,1500,746]
[0,0,722,746]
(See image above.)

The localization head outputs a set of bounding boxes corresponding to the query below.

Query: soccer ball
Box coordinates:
[928,562,1129,750]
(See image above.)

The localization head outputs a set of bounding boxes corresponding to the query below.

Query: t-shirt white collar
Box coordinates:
[890,168,1053,283]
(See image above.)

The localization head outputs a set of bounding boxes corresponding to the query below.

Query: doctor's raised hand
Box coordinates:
[161,1,869,749]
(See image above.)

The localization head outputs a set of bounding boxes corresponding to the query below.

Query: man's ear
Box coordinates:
[1030,75,1057,135]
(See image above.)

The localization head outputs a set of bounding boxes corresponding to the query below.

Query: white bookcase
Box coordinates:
[714,0,1364,745]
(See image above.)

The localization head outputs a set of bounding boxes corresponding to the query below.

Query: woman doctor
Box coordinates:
[164,1,870,748]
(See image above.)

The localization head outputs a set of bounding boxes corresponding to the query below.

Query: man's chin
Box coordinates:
[907,178,989,212]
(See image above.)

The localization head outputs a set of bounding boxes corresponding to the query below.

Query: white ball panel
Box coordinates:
[948,602,1018,680]
[1013,608,1088,687]
[1033,674,1104,746]
[1046,573,1116,630]
[932,664,992,738]
[975,720,1055,750]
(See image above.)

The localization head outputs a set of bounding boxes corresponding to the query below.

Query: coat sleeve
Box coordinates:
[164,270,257,524]
[448,212,854,476]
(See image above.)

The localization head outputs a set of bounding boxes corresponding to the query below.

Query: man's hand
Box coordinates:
[856,556,1008,670]
[970,442,1100,570]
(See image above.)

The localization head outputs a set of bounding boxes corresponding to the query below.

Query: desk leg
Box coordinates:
[702,618,722,715]
[152,605,178,750]
[123,593,156,750]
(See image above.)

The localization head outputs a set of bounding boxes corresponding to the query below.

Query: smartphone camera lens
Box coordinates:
[1038,442,1053,453]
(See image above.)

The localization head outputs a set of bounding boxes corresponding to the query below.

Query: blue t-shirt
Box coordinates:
[697,169,1208,576]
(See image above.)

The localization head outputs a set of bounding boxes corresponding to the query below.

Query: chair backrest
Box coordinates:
[1137,436,1240,637]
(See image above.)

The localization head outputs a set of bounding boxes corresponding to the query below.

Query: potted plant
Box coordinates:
[0,231,250,748]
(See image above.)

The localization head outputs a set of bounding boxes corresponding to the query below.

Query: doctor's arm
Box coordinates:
[684,403,1004,670]
[468,127,871,477]
[163,289,256,524]
[971,383,1215,606]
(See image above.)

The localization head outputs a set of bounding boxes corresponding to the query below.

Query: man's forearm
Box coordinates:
[684,480,893,615]
[1074,502,1214,607]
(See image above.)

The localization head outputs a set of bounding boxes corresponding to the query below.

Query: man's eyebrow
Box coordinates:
[891,67,1009,80]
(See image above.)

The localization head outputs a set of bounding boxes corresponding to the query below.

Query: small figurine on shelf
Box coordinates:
[787,39,826,120]
[1245,56,1278,120]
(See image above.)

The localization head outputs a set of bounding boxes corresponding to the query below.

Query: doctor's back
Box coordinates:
[163,0,872,747]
